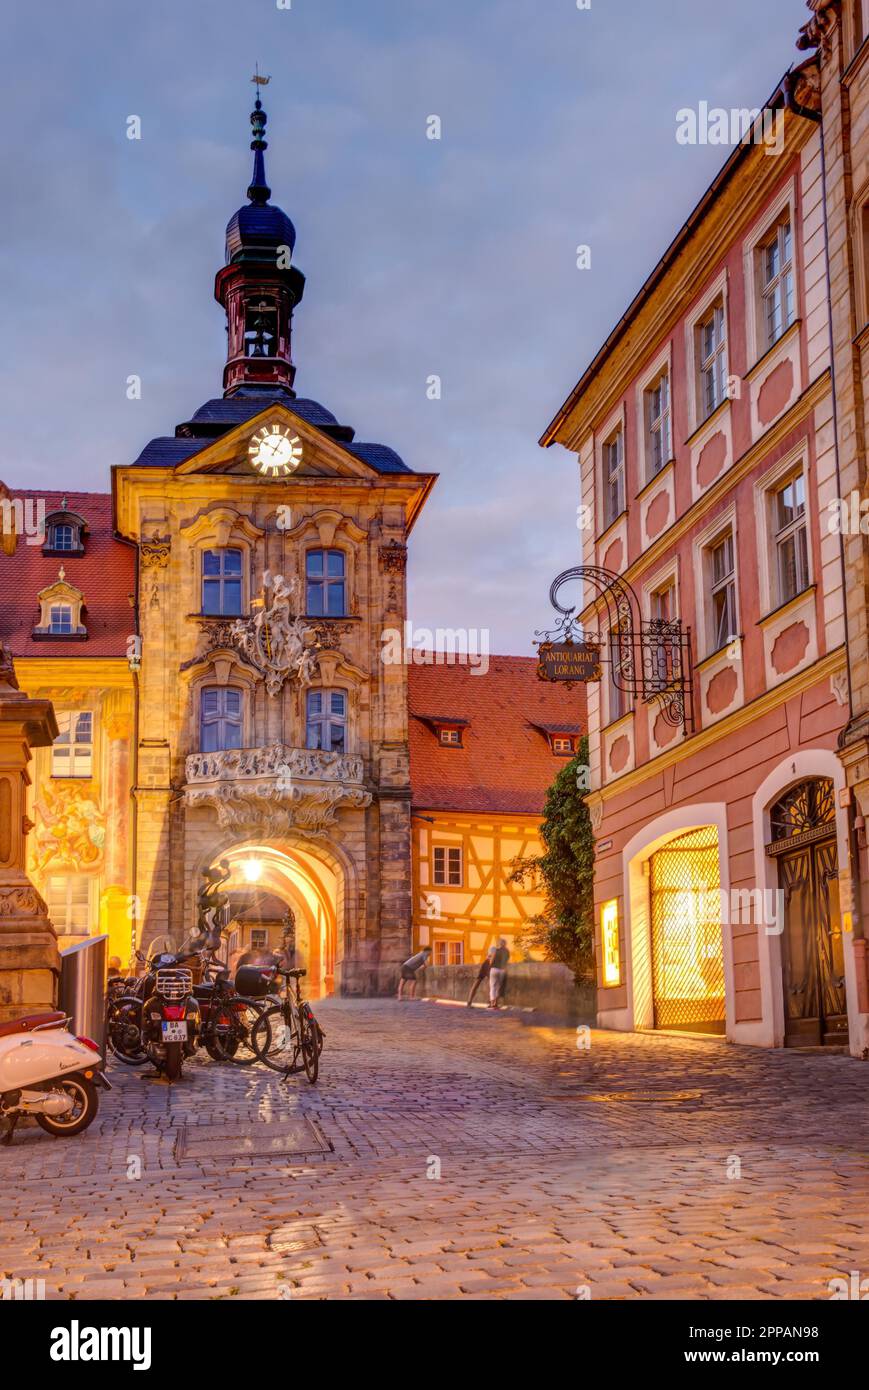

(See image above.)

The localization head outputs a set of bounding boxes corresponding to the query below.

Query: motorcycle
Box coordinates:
[0,1010,110,1145]
[139,953,201,1081]
[107,948,200,1080]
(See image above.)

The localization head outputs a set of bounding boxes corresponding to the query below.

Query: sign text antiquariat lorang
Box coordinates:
[537,641,602,683]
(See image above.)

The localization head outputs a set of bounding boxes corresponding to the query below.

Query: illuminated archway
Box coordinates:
[205,841,342,997]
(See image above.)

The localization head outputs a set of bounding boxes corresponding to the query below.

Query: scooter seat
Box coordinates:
[0,1011,66,1038]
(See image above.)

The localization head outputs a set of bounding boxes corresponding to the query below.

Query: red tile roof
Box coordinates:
[408,656,586,815]
[0,490,135,659]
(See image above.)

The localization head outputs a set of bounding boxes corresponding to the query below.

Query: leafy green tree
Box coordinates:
[507,736,595,979]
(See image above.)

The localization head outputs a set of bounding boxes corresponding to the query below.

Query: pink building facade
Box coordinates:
[543,66,869,1056]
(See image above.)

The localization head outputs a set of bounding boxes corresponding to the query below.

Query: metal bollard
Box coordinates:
[59,935,108,1055]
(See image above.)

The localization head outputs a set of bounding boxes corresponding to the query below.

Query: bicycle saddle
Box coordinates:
[286,968,307,979]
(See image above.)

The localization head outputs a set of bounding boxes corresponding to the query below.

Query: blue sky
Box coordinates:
[0,0,810,653]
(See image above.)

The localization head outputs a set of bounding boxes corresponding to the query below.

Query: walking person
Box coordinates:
[488,938,510,1009]
[397,946,431,1000]
[467,946,495,1006]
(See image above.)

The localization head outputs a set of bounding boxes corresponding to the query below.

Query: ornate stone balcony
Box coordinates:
[184,743,371,836]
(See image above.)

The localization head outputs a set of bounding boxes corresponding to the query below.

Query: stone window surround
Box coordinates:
[684,267,731,438]
[180,507,264,618]
[752,442,812,619]
[742,176,798,371]
[691,501,741,663]
[595,401,628,538]
[634,341,674,488]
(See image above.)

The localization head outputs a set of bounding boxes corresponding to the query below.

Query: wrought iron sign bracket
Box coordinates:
[536,565,695,735]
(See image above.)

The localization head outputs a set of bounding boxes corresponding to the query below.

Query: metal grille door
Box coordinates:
[649,826,725,1032]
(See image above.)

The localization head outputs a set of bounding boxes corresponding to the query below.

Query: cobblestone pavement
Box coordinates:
[1,998,868,1300]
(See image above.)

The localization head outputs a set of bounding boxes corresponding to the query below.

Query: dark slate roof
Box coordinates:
[130,394,413,474]
[177,395,341,437]
[345,443,409,474]
[130,437,210,468]
[225,202,296,265]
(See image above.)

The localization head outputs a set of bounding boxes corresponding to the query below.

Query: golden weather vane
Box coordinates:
[251,64,271,87]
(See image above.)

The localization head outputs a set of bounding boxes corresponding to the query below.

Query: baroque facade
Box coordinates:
[542,16,869,1057]
[0,95,582,995]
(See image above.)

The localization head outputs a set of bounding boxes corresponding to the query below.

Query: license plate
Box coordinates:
[161,1021,187,1042]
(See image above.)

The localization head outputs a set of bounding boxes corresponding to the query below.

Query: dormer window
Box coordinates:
[440,728,462,747]
[43,506,86,557]
[529,722,582,756]
[33,569,87,641]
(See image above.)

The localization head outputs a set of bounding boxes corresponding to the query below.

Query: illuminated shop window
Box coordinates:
[601,899,620,986]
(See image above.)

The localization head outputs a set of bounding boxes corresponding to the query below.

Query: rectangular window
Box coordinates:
[760,220,794,350]
[645,372,671,479]
[601,899,620,986]
[200,687,243,753]
[552,736,574,756]
[439,728,461,746]
[709,532,737,650]
[433,845,463,887]
[250,929,268,950]
[306,689,347,753]
[49,604,73,635]
[52,711,93,778]
[649,582,676,688]
[52,524,76,551]
[774,473,809,604]
[44,875,90,936]
[698,301,727,418]
[202,548,243,616]
[607,629,626,724]
[602,429,625,528]
[306,549,346,617]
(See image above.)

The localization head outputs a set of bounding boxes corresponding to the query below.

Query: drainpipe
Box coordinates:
[114,529,141,963]
[783,70,865,951]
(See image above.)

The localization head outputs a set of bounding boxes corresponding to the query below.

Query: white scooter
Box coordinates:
[0,1011,110,1145]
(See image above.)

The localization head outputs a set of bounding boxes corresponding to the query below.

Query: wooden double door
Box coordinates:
[770,780,847,1047]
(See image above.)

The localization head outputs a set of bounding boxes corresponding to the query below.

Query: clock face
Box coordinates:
[248,425,303,477]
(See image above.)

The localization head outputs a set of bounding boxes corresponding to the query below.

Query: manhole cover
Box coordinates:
[175,1117,332,1161]
[546,1089,703,1104]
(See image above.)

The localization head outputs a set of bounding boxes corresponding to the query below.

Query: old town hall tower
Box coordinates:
[113,94,436,993]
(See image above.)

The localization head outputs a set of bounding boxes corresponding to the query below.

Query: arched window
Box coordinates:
[200,687,243,753]
[202,548,243,616]
[306,550,346,616]
[306,689,346,753]
[43,509,86,556]
[769,778,835,844]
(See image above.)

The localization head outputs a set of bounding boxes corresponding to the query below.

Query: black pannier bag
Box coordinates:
[235,964,276,999]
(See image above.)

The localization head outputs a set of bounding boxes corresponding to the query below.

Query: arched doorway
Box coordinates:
[211,844,340,998]
[648,825,725,1034]
[766,778,846,1046]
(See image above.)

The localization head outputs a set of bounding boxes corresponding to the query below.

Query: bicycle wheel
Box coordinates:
[211,997,267,1065]
[298,1010,319,1085]
[250,1005,298,1073]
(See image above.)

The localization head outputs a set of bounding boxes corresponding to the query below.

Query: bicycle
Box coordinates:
[249,966,323,1083]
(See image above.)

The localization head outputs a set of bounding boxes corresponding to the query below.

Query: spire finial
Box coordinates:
[248,67,272,205]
